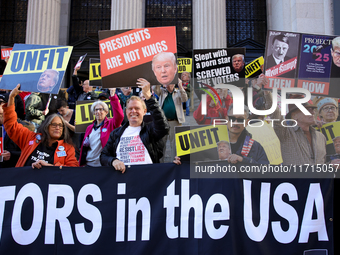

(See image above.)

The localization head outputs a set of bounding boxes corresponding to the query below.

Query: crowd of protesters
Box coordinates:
[1,50,340,171]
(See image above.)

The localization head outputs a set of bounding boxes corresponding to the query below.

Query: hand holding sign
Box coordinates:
[8,84,21,106]
[109,88,116,96]
[136,78,151,100]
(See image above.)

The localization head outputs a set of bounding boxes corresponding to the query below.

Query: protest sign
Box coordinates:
[193,48,246,99]
[316,121,340,155]
[175,125,229,161]
[264,30,340,97]
[177,58,192,73]
[89,58,102,86]
[1,46,12,60]
[245,56,264,78]
[98,26,177,88]
[74,53,87,70]
[75,100,114,133]
[0,44,72,94]
[246,120,283,165]
[0,165,334,254]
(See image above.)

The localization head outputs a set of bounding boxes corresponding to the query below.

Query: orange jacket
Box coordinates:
[3,104,79,167]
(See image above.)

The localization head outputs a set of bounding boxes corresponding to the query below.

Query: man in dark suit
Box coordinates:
[266,34,290,69]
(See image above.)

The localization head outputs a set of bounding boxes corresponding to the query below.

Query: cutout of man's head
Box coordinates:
[271,34,290,63]
[37,69,59,93]
[217,140,231,160]
[232,54,245,72]
[331,37,340,68]
[152,52,177,86]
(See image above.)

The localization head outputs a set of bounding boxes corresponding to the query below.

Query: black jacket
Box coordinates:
[100,96,169,165]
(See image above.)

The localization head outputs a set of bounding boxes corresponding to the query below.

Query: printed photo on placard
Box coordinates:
[98,26,177,88]
[0,44,72,94]
[193,48,246,91]
[264,31,300,90]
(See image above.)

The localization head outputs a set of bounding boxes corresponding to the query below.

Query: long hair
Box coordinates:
[37,114,73,146]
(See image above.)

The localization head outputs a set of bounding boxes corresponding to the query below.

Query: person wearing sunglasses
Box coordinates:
[79,88,124,166]
[226,104,269,164]
[3,84,78,168]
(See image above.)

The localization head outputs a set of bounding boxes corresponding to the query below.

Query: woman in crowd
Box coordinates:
[79,88,124,166]
[3,84,79,168]
[317,97,338,123]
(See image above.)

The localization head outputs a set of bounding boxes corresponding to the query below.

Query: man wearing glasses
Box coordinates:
[226,104,269,164]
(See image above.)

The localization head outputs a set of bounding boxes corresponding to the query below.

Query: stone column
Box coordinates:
[267,0,334,35]
[25,0,61,45]
[193,0,227,49]
[111,0,145,30]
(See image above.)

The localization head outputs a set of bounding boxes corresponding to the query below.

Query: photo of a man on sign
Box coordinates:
[266,34,291,68]
[37,69,59,93]
[152,52,177,86]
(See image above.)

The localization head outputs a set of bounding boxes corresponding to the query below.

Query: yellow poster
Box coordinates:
[177,58,192,73]
[175,125,229,156]
[75,100,113,133]
[245,56,264,78]
[246,121,283,164]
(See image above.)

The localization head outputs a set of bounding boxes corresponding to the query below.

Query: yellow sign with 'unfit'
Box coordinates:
[89,62,102,81]
[4,47,72,75]
[175,125,229,156]
[245,56,264,78]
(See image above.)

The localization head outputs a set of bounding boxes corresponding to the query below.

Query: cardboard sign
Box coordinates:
[98,26,177,88]
[1,46,12,60]
[0,44,72,94]
[193,48,246,97]
[264,30,340,97]
[89,58,102,87]
[246,121,283,165]
[74,53,87,69]
[75,100,114,133]
[177,58,192,73]
[316,121,340,155]
[245,56,264,78]
[175,125,229,162]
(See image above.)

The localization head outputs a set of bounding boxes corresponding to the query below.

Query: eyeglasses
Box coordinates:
[228,116,245,122]
[94,108,104,112]
[322,106,337,112]
[50,123,64,129]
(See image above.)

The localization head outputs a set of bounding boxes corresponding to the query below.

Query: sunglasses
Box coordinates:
[228,116,245,122]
